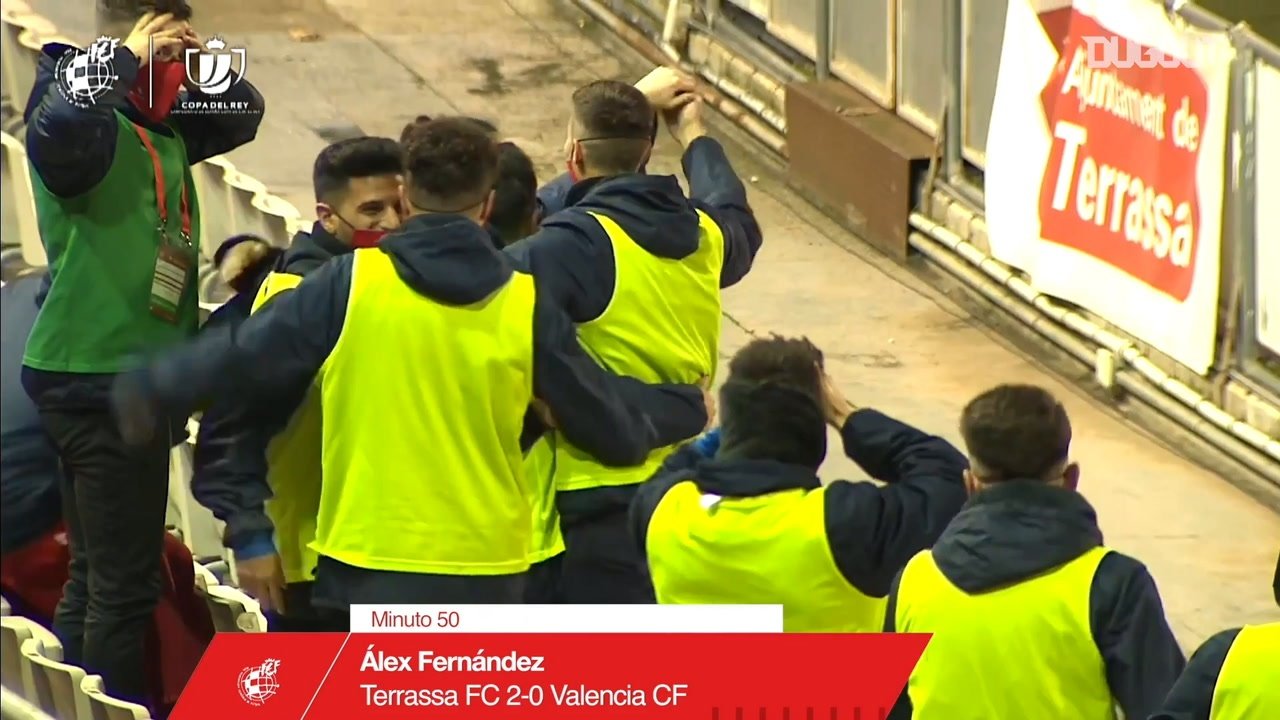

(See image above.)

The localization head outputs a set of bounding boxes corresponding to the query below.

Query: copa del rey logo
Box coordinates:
[237,658,281,707]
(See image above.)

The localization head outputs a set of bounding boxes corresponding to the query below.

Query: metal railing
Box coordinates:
[706,0,1280,399]
[588,0,1280,483]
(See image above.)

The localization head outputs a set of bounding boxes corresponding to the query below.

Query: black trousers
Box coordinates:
[267,582,347,632]
[25,371,172,706]
[560,510,656,604]
[524,553,564,604]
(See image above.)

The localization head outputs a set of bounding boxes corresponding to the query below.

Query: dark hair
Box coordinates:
[960,384,1073,482]
[726,335,824,404]
[400,115,432,145]
[720,335,828,469]
[101,0,193,23]
[489,142,538,246]
[402,117,500,211]
[312,136,403,203]
[400,115,498,147]
[571,80,654,175]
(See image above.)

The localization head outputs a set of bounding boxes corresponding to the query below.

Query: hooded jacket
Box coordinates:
[125,214,710,542]
[190,224,350,555]
[508,137,761,321]
[631,378,969,602]
[1,274,61,554]
[507,137,762,522]
[20,42,264,404]
[885,481,1187,720]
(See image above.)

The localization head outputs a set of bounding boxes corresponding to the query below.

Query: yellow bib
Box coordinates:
[250,271,322,585]
[1210,622,1280,720]
[313,249,536,575]
[524,210,724,562]
[896,546,1116,720]
[646,481,886,632]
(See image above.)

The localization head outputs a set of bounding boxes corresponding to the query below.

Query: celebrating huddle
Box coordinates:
[5,0,1276,717]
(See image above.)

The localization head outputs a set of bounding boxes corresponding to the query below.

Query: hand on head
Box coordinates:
[635,66,696,110]
[123,12,188,65]
[820,370,857,429]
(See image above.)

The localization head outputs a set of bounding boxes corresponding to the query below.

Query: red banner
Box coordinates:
[171,633,928,719]
[1036,7,1207,301]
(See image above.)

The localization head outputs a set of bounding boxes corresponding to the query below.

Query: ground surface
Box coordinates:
[31,0,1280,646]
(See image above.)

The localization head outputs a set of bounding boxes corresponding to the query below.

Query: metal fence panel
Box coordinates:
[897,0,945,133]
[961,0,1008,168]
[1254,58,1280,356]
[723,0,771,21]
[765,0,819,62]
[831,0,895,107]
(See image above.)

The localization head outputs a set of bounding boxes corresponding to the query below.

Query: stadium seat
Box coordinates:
[192,562,219,593]
[20,637,89,720]
[199,585,266,633]
[0,617,33,694]
[1,595,11,615]
[82,675,151,720]
[1,616,63,699]
[0,684,57,720]
[0,132,44,267]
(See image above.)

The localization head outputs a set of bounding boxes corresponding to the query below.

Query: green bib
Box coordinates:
[250,272,322,585]
[896,546,1116,720]
[1210,623,1280,720]
[25,112,200,373]
[646,481,887,632]
[313,250,537,575]
[524,210,724,562]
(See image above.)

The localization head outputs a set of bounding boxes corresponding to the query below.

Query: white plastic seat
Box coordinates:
[198,584,266,633]
[82,675,152,720]
[1,616,63,698]
[20,637,89,720]
[192,562,219,593]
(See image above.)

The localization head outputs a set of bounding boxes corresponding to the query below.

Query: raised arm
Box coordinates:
[170,70,265,164]
[25,44,141,198]
[824,408,969,596]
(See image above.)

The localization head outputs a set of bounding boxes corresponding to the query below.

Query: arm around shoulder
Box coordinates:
[144,256,351,418]
[531,289,704,467]
[1090,552,1187,720]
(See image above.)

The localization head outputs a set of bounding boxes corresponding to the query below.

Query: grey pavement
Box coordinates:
[28,0,1280,644]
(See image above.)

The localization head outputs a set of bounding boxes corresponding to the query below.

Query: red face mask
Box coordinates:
[350,229,388,248]
[129,61,187,124]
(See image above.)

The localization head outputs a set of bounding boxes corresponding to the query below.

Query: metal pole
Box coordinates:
[1231,39,1280,398]
[942,0,964,184]
[704,0,722,29]
[815,0,831,81]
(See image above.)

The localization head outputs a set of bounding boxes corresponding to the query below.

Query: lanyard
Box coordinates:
[131,124,191,243]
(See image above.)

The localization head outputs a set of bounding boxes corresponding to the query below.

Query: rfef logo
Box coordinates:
[54,37,121,108]
[237,658,281,706]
